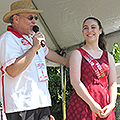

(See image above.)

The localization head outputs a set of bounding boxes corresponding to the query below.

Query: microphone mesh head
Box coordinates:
[33,25,39,33]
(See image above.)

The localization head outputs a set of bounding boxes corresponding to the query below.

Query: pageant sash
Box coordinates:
[78,48,117,110]
[78,48,108,89]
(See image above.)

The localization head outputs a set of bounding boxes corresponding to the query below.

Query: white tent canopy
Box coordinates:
[1,0,120,57]
[34,0,120,53]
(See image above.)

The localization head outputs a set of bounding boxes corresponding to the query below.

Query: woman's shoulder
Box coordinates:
[70,48,82,59]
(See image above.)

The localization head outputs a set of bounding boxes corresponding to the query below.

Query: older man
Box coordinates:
[0,0,68,119]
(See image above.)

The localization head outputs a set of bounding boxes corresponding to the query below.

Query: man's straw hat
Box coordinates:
[3,0,43,23]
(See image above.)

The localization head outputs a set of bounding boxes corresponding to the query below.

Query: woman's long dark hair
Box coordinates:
[81,17,107,50]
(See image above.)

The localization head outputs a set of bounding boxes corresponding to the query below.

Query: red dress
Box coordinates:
[66,48,115,120]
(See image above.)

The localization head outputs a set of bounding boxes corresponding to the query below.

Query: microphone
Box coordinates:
[32,25,45,47]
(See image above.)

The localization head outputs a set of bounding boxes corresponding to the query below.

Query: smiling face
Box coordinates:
[82,19,102,44]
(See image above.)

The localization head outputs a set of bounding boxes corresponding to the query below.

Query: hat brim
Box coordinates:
[3,9,43,23]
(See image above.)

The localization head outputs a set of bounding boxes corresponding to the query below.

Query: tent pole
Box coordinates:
[32,0,61,51]
[61,64,66,120]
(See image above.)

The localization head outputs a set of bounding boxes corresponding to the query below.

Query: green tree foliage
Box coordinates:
[110,43,120,63]
[47,66,73,120]
[47,67,62,119]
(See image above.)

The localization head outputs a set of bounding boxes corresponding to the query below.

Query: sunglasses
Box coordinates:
[18,14,38,21]
[26,15,38,21]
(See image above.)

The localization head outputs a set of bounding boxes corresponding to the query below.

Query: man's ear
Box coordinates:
[13,14,19,23]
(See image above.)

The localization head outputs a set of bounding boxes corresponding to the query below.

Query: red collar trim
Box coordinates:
[7,26,33,46]
[7,26,23,38]
[7,26,38,54]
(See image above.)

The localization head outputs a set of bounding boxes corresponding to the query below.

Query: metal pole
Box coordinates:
[63,67,67,119]
[60,64,65,120]
[60,65,67,120]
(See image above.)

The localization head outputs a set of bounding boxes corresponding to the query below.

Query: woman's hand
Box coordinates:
[89,101,103,117]
[99,103,115,118]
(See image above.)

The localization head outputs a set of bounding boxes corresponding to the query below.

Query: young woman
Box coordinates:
[66,17,117,120]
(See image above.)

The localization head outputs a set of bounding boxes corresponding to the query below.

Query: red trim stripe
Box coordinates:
[0,66,6,113]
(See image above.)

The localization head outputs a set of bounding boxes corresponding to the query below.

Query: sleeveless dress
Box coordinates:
[66,48,115,120]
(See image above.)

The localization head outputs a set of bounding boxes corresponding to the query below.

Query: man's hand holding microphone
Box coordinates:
[32,25,45,50]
